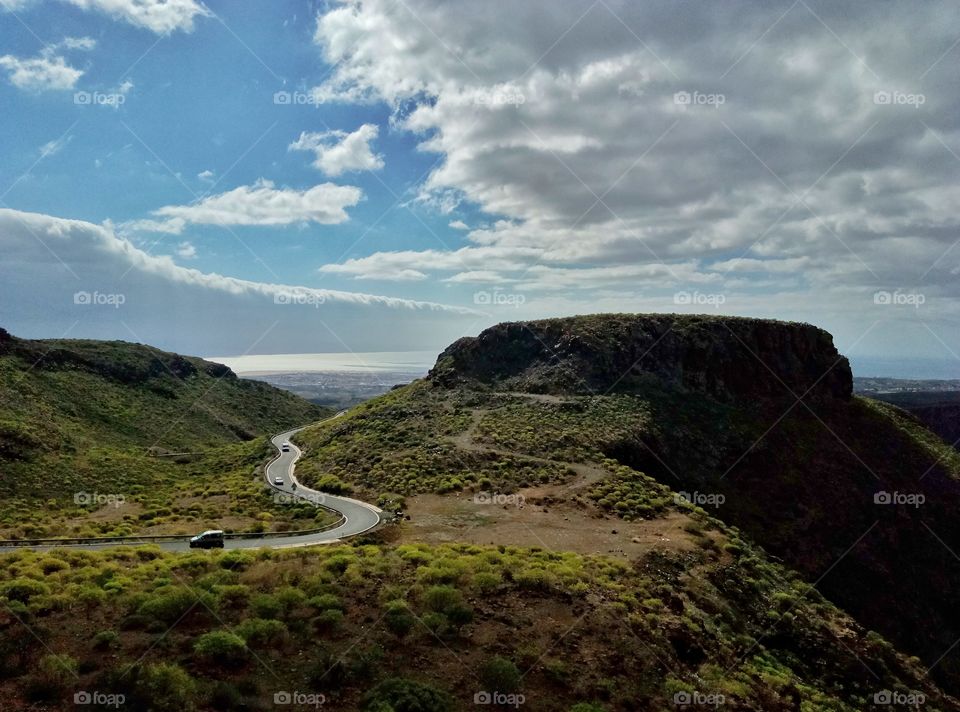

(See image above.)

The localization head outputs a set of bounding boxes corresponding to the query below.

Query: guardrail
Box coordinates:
[0,514,350,548]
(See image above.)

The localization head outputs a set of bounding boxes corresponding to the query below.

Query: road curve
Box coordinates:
[19,418,384,552]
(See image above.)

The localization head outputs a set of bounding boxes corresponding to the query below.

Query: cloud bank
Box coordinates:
[0,208,483,355]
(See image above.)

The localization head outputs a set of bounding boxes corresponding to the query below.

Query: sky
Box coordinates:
[1,0,959,376]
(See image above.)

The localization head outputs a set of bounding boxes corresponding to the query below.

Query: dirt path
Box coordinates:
[400,404,702,558]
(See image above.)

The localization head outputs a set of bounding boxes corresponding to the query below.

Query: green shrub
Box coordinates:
[139,587,210,624]
[362,677,454,712]
[309,593,343,611]
[235,618,287,647]
[0,578,49,603]
[313,609,344,632]
[250,593,283,619]
[423,585,461,613]
[136,662,197,712]
[479,656,522,693]
[92,629,119,651]
[384,600,416,639]
[193,631,247,664]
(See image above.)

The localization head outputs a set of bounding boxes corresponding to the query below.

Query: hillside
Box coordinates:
[0,328,331,538]
[295,314,960,696]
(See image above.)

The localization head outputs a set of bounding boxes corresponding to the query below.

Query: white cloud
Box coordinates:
[39,135,73,157]
[0,35,95,92]
[62,0,210,34]
[131,178,363,234]
[289,124,384,176]
[197,169,215,183]
[0,208,482,354]
[448,220,469,230]
[176,241,197,259]
[0,53,83,91]
[309,0,960,354]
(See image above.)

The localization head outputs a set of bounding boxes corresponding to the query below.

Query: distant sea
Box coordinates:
[205,351,438,375]
[207,351,960,381]
[849,357,960,380]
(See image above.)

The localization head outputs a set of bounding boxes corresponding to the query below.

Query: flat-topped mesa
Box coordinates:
[428,314,852,401]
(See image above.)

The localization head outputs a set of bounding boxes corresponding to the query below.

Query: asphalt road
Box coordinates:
[22,420,383,552]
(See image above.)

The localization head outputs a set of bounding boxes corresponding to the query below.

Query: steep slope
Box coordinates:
[297,313,960,694]
[0,328,330,537]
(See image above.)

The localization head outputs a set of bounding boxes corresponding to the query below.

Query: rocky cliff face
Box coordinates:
[430,314,852,402]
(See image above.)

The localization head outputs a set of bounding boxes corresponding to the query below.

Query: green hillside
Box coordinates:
[0,328,332,538]
[293,314,960,696]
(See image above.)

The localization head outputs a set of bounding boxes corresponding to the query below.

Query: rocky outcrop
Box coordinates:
[429,314,852,402]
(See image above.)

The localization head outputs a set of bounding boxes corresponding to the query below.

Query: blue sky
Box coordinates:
[0,0,474,301]
[1,0,960,376]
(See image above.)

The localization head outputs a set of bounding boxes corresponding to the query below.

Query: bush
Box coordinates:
[309,593,343,611]
[313,608,344,632]
[479,656,522,693]
[139,587,210,624]
[384,601,416,639]
[0,578,49,603]
[193,631,247,664]
[248,592,283,619]
[423,585,461,613]
[235,618,287,647]
[136,662,197,712]
[92,629,119,651]
[362,677,455,712]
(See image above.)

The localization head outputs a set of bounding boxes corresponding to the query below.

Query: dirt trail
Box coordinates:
[401,404,703,558]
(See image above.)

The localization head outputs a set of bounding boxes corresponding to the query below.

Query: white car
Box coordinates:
[273,476,284,485]
[281,442,291,452]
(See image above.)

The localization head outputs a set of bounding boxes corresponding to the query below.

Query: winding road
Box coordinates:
[14,419,384,552]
